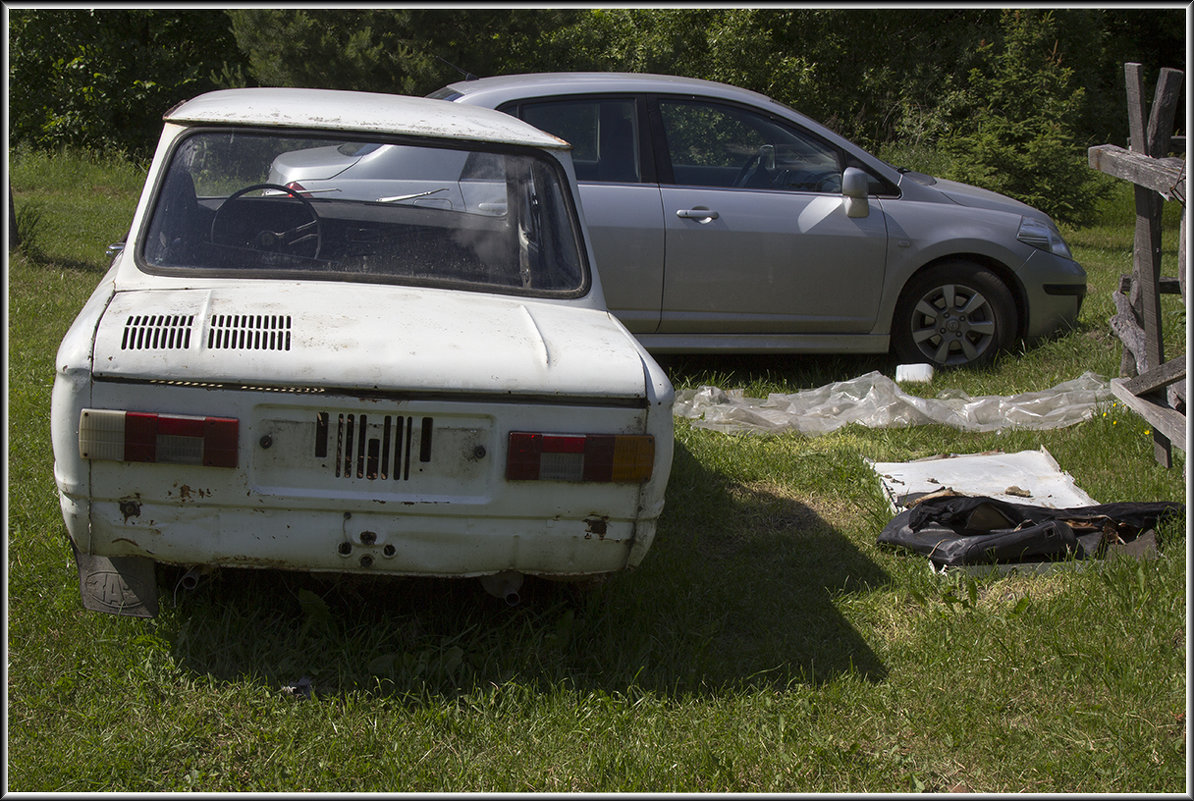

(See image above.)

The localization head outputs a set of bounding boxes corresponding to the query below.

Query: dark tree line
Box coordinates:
[9,7,1186,224]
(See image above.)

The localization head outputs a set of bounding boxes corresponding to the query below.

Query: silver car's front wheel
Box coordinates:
[893,262,1016,368]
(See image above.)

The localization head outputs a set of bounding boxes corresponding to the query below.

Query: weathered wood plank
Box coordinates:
[1137,66,1182,379]
[1125,63,1147,152]
[1110,378,1185,453]
[1121,357,1187,396]
[1088,145,1186,199]
[1133,183,1164,372]
[1118,273,1183,295]
[1146,68,1184,157]
[1110,313,1147,375]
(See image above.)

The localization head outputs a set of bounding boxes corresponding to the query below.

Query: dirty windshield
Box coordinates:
[141,131,587,295]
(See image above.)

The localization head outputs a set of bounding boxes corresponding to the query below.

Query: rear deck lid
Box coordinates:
[92,285,649,401]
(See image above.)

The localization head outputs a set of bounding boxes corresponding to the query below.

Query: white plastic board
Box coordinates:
[868,448,1098,514]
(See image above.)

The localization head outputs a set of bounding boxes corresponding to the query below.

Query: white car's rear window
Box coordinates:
[141,130,588,296]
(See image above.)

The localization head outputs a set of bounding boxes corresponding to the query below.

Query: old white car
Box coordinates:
[51,87,675,617]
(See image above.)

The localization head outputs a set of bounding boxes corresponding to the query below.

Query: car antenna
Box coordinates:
[432,53,477,81]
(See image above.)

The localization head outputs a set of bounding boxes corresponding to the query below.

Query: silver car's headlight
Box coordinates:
[1017,217,1073,260]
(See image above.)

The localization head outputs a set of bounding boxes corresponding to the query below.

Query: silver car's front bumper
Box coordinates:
[1018,250,1087,338]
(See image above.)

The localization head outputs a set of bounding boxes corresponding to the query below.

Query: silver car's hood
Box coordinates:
[92,285,651,400]
[929,177,1038,217]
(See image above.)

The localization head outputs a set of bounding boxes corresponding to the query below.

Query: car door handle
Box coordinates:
[676,208,719,222]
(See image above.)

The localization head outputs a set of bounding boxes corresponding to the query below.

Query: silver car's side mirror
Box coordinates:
[842,167,869,218]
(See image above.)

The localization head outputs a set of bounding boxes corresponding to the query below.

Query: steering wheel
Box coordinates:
[732,145,776,188]
[211,183,322,259]
[732,151,763,188]
[810,171,842,193]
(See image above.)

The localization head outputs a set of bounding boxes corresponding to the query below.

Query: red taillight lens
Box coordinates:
[79,409,239,468]
[285,181,312,198]
[506,432,654,483]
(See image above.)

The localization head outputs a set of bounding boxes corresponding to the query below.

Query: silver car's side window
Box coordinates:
[659,99,843,193]
[520,99,641,184]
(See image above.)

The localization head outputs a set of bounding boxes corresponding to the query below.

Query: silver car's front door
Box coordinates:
[656,99,888,334]
[518,97,665,335]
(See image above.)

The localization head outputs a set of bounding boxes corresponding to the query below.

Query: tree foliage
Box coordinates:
[8,7,1185,219]
[9,10,244,156]
[225,9,585,96]
[941,10,1099,225]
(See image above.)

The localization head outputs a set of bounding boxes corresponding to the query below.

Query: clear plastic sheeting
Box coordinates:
[674,371,1111,435]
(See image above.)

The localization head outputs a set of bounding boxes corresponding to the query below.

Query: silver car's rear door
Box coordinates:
[516,97,665,335]
[574,184,665,334]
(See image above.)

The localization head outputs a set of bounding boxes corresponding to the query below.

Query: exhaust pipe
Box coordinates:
[479,570,523,606]
[179,565,215,591]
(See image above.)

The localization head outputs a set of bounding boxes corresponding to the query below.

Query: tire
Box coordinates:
[891,261,1016,368]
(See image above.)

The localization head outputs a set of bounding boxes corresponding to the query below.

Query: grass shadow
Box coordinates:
[156,438,891,702]
[13,241,116,275]
[657,351,902,394]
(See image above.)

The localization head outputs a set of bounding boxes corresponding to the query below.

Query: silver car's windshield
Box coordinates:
[141,130,587,296]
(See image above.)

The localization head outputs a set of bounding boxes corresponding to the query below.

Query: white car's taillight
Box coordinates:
[506,432,654,482]
[79,409,239,467]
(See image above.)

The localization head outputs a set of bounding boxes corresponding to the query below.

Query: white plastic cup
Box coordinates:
[895,363,934,383]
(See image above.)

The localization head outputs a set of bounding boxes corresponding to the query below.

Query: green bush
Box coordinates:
[873,142,956,179]
[8,10,245,158]
[942,10,1099,226]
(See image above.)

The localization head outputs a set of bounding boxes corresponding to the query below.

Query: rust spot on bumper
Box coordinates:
[119,498,141,522]
[584,516,609,539]
[177,484,211,502]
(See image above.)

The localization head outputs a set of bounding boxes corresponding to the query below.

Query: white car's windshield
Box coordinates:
[141,131,587,296]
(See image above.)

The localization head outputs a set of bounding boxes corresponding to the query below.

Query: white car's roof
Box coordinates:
[165,87,570,150]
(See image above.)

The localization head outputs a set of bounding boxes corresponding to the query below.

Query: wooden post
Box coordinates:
[1124,64,1171,378]
[1093,64,1186,469]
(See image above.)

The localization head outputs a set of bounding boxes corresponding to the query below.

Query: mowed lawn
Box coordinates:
[7,151,1187,792]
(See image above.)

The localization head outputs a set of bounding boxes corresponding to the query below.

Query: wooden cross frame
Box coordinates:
[1087,63,1186,468]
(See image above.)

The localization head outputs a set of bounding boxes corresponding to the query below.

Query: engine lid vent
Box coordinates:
[121,314,195,350]
[208,314,292,351]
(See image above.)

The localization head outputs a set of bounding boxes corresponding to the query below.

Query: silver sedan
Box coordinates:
[429,72,1087,368]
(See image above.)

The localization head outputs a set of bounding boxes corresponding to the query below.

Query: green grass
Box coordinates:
[7,150,1187,792]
